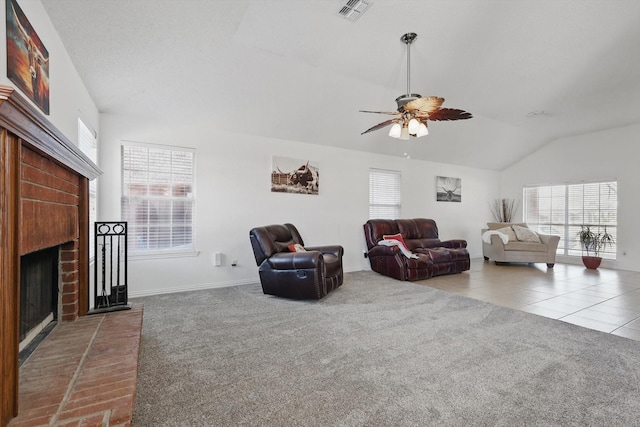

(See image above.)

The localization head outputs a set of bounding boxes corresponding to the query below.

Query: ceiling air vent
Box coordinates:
[338,0,372,22]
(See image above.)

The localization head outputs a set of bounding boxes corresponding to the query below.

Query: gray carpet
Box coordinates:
[133,271,640,426]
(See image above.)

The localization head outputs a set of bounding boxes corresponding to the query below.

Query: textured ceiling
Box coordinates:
[41,0,640,170]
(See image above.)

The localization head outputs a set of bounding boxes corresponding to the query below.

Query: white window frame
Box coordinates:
[121,141,196,258]
[369,168,401,219]
[523,181,617,260]
[78,118,97,261]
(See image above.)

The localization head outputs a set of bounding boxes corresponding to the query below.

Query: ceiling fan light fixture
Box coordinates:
[388,123,402,138]
[400,127,410,140]
[408,118,420,134]
[416,122,429,137]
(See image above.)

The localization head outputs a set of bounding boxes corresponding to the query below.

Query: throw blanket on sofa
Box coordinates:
[482,230,510,244]
[378,239,419,259]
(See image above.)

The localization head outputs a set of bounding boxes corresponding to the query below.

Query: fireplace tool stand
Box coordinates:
[89,221,131,314]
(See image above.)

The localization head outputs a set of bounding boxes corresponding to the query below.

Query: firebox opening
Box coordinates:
[19,246,59,363]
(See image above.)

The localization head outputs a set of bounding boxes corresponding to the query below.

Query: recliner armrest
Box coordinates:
[367,245,400,257]
[304,245,344,258]
[267,251,322,270]
[441,239,468,249]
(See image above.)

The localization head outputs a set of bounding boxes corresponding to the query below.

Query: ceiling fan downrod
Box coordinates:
[396,32,421,109]
[401,32,416,97]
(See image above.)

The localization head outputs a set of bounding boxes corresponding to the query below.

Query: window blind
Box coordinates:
[524,181,617,259]
[369,168,401,219]
[524,185,566,251]
[121,142,195,254]
[567,182,617,257]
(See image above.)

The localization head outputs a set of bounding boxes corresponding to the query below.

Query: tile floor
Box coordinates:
[416,258,640,341]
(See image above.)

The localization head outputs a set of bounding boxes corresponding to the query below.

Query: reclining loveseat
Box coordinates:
[363,218,470,281]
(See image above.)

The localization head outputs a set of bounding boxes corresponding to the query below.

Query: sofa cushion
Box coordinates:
[397,218,439,239]
[421,247,452,263]
[504,241,547,252]
[406,238,443,250]
[512,225,541,243]
[416,247,470,263]
[496,226,517,241]
[404,254,433,269]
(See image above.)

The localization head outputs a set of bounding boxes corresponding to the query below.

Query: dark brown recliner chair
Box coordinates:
[249,223,344,299]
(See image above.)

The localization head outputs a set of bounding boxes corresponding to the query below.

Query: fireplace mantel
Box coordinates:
[0,84,101,426]
[0,85,101,180]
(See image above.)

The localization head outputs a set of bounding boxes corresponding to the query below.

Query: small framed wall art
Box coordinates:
[271,156,319,195]
[436,176,461,202]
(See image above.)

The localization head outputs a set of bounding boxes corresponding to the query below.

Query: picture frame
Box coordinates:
[6,0,50,114]
[436,176,461,202]
[271,156,319,195]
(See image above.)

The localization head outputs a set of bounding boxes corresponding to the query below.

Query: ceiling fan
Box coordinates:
[361,33,472,139]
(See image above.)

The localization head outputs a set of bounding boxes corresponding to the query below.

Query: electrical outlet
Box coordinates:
[231,259,238,266]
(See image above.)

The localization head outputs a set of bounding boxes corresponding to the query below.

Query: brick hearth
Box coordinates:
[8,305,143,427]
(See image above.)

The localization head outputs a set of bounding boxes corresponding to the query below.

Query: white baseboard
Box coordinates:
[130,266,367,299]
[129,278,259,299]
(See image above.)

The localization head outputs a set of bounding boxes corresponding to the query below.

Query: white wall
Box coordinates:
[1,0,99,142]
[501,123,640,271]
[99,114,500,297]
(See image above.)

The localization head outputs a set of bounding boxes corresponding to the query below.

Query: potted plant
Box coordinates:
[577,225,614,269]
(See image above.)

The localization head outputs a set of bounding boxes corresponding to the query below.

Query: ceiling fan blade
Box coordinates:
[361,118,400,135]
[359,110,401,115]
[427,108,473,121]
[404,96,445,113]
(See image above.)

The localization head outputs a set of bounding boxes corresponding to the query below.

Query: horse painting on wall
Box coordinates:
[6,0,50,114]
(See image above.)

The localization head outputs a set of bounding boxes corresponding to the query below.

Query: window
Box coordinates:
[78,119,97,260]
[524,181,617,259]
[121,142,195,255]
[369,168,401,219]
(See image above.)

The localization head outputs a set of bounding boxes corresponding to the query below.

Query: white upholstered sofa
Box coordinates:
[481,222,560,268]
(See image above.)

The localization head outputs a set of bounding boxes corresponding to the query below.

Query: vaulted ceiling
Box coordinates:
[41,0,640,170]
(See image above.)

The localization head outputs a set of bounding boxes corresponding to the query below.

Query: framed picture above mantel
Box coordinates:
[6,0,50,115]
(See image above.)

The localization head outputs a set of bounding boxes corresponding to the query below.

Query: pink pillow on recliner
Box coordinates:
[383,233,409,251]
[288,243,306,252]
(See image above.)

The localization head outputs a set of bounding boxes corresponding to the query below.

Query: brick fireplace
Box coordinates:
[0,85,101,426]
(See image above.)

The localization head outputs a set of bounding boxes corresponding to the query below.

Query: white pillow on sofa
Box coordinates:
[495,226,517,242]
[512,225,541,243]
